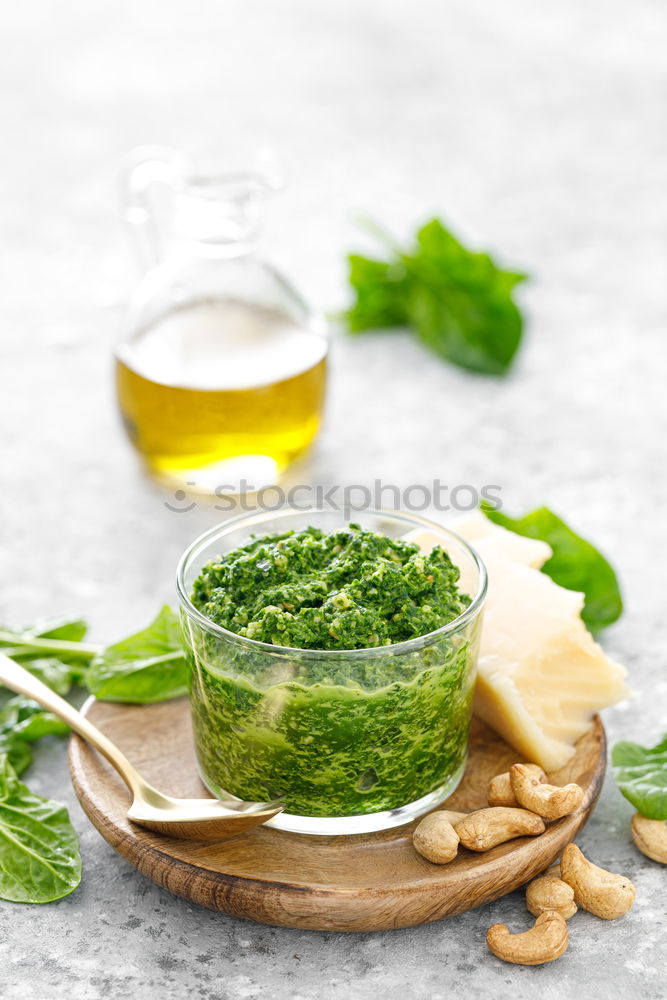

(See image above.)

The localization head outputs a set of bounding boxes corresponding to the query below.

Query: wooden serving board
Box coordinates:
[68,698,605,932]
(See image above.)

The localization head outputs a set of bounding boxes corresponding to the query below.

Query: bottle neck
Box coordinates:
[122,155,269,271]
[169,177,264,258]
[170,233,259,261]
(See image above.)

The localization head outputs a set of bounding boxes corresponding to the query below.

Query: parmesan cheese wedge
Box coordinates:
[472,553,628,769]
[408,515,629,770]
[452,509,553,570]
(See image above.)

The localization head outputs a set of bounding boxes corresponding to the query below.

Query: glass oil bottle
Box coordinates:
[116,147,327,492]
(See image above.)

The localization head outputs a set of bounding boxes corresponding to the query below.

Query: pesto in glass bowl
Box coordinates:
[177,509,486,835]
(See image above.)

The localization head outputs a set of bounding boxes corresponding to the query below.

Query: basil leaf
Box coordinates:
[346,217,527,375]
[0,755,81,903]
[86,605,188,703]
[482,505,623,634]
[612,734,667,820]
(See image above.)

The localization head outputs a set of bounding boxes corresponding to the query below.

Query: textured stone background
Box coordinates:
[1,1,666,997]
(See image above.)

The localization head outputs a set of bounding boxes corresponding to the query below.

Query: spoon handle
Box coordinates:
[0,653,143,797]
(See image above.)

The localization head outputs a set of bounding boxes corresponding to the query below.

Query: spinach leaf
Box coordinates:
[346,218,527,375]
[18,658,77,696]
[612,734,667,820]
[0,696,69,778]
[0,649,78,776]
[0,755,81,903]
[86,605,188,703]
[22,617,88,644]
[0,736,32,776]
[482,504,623,634]
[0,617,96,680]
[0,696,69,742]
[347,255,410,332]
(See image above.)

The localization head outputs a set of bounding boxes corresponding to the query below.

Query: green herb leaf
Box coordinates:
[0,755,81,903]
[612,734,667,820]
[0,617,96,674]
[346,255,409,332]
[0,695,69,778]
[86,605,188,703]
[18,658,77,696]
[0,696,70,742]
[346,218,527,375]
[0,736,32,776]
[21,617,88,644]
[482,504,623,634]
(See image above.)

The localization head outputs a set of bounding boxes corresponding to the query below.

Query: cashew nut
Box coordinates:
[510,764,584,819]
[526,875,577,919]
[435,809,469,825]
[455,807,545,852]
[488,763,545,807]
[560,843,636,919]
[631,813,667,864]
[412,813,459,864]
[487,912,568,965]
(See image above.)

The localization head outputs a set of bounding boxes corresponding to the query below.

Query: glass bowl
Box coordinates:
[176,507,487,835]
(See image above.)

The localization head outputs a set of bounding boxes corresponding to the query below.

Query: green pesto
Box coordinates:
[191,524,470,651]
[187,524,477,817]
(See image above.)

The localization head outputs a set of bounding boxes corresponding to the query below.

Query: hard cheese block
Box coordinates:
[471,550,627,769]
[453,510,552,569]
[412,514,628,770]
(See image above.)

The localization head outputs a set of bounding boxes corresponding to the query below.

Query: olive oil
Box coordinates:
[115,300,327,490]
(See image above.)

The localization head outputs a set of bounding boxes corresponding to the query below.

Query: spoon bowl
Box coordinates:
[125,782,283,840]
[0,654,283,840]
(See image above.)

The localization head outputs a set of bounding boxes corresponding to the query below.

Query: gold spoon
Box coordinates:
[0,654,283,840]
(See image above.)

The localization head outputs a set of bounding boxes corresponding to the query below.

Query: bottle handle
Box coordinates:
[119,146,187,270]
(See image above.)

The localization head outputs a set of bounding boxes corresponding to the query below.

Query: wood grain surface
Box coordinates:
[68,698,606,932]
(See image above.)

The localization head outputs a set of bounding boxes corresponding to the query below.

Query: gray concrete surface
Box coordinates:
[1,1,666,997]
